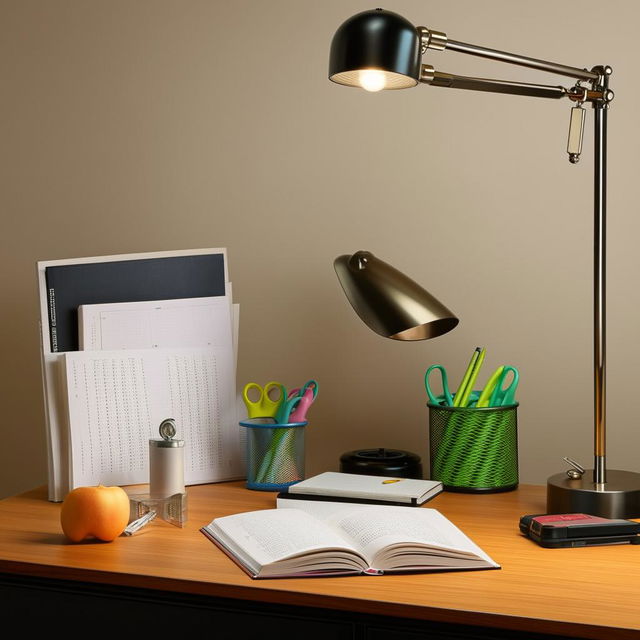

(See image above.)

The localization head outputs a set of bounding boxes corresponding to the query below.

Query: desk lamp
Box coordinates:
[328,8,640,517]
[334,250,458,480]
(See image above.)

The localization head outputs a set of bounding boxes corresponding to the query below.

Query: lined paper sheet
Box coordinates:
[64,347,243,488]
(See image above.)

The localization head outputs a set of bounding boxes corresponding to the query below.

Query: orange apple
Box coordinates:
[60,485,130,542]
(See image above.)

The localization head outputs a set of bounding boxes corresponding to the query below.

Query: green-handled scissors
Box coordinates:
[424,365,454,406]
[242,381,286,418]
[488,366,519,407]
[287,379,319,401]
[275,394,304,423]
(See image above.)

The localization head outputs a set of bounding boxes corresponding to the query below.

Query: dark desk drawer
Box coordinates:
[0,573,355,638]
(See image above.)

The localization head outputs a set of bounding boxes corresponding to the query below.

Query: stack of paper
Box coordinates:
[37,248,243,501]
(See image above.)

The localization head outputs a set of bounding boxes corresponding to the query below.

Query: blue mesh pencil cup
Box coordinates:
[240,418,307,491]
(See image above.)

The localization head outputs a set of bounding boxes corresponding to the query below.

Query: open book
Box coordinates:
[200,499,500,579]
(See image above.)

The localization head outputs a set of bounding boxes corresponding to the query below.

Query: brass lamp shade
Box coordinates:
[334,251,459,340]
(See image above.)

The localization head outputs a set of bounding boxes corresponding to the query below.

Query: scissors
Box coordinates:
[242,381,286,418]
[424,365,454,406]
[287,379,319,401]
[277,384,318,423]
[288,385,316,422]
[488,366,519,407]
[278,379,318,423]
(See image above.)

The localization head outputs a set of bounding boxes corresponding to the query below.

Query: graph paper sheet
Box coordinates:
[78,295,234,352]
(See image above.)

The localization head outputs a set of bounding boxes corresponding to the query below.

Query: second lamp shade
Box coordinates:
[334,251,458,341]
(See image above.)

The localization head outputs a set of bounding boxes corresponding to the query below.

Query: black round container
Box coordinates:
[340,448,423,479]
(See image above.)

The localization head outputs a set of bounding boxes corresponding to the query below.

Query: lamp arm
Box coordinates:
[445,38,599,82]
[420,68,570,100]
[420,27,599,82]
[419,66,612,103]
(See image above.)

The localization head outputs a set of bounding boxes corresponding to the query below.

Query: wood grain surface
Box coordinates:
[1,482,639,639]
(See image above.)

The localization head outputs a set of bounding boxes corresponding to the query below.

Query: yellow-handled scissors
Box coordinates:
[242,381,286,418]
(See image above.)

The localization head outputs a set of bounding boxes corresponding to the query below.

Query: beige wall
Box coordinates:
[2,0,639,499]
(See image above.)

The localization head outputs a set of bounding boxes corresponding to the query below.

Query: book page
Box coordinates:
[207,509,366,572]
[277,500,499,568]
[333,507,497,566]
[65,346,243,488]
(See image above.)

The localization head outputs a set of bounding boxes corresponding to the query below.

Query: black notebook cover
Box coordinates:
[45,253,226,352]
[276,492,423,507]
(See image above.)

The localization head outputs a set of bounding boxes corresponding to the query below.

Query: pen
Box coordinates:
[123,510,157,536]
[453,347,480,407]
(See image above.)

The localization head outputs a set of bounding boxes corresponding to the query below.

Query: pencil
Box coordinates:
[453,347,480,407]
[458,347,486,408]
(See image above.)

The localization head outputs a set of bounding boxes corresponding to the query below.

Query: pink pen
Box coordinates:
[289,386,315,422]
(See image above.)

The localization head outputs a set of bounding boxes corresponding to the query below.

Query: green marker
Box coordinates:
[477,365,505,407]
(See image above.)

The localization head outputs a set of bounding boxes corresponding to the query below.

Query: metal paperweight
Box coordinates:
[149,418,185,499]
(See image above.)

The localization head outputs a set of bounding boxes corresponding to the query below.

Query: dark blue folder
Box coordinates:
[45,253,226,352]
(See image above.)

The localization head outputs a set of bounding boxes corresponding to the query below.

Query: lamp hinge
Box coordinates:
[418,27,447,53]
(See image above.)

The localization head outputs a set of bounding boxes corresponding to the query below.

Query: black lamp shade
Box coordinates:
[329,8,420,90]
[334,251,459,341]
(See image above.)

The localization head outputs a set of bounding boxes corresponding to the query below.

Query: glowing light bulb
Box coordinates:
[359,70,387,92]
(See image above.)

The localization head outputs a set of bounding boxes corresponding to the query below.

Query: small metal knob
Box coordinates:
[564,456,585,479]
[159,418,177,441]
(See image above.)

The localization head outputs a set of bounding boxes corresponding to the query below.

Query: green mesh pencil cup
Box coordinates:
[428,396,519,493]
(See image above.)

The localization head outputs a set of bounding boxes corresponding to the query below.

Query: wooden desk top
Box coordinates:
[1,482,638,639]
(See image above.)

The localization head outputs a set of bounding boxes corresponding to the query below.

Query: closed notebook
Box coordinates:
[278,471,443,506]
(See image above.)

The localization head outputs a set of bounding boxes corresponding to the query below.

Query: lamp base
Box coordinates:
[547,469,640,519]
[340,448,423,479]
